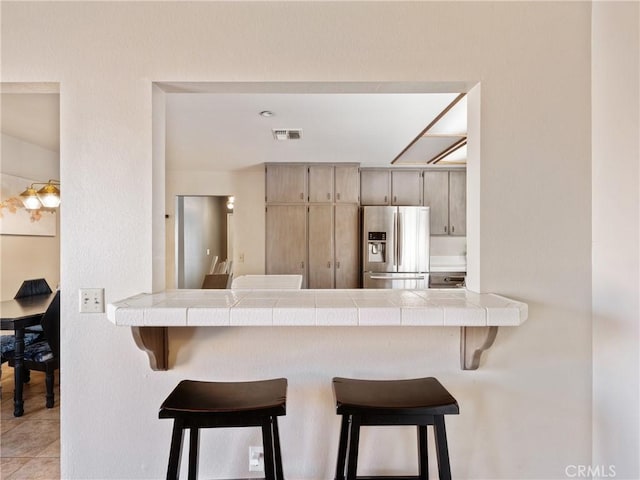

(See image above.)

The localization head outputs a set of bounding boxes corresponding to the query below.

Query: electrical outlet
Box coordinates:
[79,288,105,313]
[249,446,264,472]
[239,253,245,263]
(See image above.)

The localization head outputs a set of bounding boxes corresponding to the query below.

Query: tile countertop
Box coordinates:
[107,289,527,328]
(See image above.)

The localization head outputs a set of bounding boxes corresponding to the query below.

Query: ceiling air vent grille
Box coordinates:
[272,129,303,141]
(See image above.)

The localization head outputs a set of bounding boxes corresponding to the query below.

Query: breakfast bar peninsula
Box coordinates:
[107,287,527,371]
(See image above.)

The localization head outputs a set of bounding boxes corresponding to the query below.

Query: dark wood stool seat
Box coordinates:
[332,377,459,480]
[160,378,287,480]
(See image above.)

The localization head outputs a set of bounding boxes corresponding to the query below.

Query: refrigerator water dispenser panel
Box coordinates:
[367,231,387,263]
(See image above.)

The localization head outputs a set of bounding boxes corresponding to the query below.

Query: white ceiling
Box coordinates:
[165,92,461,171]
[0,89,466,171]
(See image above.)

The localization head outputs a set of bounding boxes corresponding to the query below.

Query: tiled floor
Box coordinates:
[0,362,60,479]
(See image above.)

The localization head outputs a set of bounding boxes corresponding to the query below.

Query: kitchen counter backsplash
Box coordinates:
[430,255,466,273]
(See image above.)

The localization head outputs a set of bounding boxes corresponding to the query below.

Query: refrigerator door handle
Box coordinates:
[369,275,425,280]
[397,211,402,267]
[392,210,397,267]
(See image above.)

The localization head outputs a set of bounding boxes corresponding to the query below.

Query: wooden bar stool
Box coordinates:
[159,378,287,480]
[332,377,459,480]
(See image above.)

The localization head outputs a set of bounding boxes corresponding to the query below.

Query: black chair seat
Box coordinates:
[1,332,41,356]
[333,377,459,480]
[160,378,287,480]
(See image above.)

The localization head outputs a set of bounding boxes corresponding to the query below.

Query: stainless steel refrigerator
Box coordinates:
[362,206,430,289]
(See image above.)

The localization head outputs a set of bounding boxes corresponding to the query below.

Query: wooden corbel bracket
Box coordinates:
[131,326,169,371]
[460,326,499,370]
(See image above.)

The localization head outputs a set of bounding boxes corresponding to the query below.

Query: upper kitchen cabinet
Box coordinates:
[391,170,422,206]
[360,169,390,205]
[361,168,422,206]
[423,169,466,236]
[308,165,334,203]
[265,164,307,203]
[334,165,360,204]
[448,170,466,236]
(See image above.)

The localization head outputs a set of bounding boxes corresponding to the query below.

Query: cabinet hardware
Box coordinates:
[393,195,397,203]
[336,261,341,269]
[451,225,455,233]
[327,261,331,268]
[300,193,304,200]
[384,195,388,203]
[444,226,448,233]
[327,193,331,200]
[300,261,305,269]
[336,193,341,200]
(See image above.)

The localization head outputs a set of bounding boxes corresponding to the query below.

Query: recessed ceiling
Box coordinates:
[165,92,463,172]
[1,93,60,152]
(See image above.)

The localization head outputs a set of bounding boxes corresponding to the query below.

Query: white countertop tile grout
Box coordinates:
[108,289,527,327]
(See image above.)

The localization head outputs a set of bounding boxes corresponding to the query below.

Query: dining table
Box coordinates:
[0,292,55,416]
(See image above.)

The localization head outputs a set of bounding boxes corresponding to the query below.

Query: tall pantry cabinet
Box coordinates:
[265,164,360,289]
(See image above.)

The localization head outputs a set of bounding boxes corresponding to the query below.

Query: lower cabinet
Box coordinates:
[308,205,334,288]
[334,205,360,289]
[267,204,360,289]
[265,205,307,287]
[308,205,360,289]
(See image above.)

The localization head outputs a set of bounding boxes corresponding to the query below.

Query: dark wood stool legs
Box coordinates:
[332,377,459,480]
[165,416,284,480]
[160,378,287,480]
[336,415,450,480]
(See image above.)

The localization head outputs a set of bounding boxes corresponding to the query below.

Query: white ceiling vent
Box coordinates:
[272,129,303,141]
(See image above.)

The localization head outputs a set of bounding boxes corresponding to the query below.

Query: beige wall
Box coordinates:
[0,133,60,301]
[592,2,640,476]
[1,2,621,479]
[165,166,265,288]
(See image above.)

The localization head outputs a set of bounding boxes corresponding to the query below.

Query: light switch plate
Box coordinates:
[79,288,105,313]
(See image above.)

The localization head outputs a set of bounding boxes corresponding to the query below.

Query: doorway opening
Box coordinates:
[175,195,234,289]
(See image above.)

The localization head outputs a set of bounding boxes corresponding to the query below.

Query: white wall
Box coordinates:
[0,133,60,301]
[1,2,600,479]
[592,2,640,478]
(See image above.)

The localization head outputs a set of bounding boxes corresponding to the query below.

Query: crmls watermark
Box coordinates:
[565,464,616,478]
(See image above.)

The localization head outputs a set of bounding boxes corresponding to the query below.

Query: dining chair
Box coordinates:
[14,278,53,299]
[6,290,60,408]
[14,278,52,335]
[201,274,231,289]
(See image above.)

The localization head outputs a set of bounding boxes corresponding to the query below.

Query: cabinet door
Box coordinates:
[391,170,422,205]
[360,169,390,205]
[335,165,360,204]
[266,165,307,203]
[265,206,307,285]
[423,171,449,235]
[308,165,334,203]
[335,205,360,289]
[308,205,334,288]
[448,170,466,236]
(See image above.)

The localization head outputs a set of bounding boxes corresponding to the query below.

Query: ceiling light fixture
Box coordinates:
[19,180,61,210]
[259,111,274,117]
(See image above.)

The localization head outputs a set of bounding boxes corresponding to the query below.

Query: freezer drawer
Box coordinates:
[363,272,429,289]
